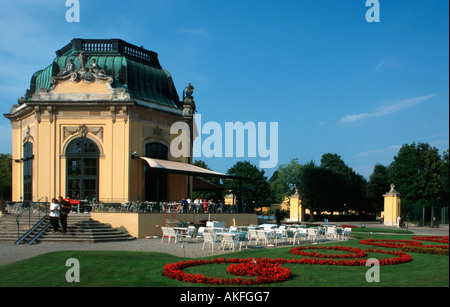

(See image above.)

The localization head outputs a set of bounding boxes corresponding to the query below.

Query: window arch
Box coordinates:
[65,138,99,200]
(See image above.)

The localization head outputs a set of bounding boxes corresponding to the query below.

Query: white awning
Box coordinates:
[138,157,234,179]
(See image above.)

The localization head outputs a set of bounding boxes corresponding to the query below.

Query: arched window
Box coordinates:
[23,142,33,201]
[66,138,99,200]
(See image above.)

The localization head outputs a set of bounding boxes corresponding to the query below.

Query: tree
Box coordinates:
[441,150,449,203]
[0,154,12,201]
[366,164,390,212]
[297,161,346,221]
[192,160,223,201]
[268,158,302,203]
[226,161,272,212]
[388,142,443,206]
[320,153,368,212]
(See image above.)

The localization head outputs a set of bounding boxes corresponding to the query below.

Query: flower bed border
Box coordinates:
[289,246,367,258]
[163,247,413,285]
[360,238,449,249]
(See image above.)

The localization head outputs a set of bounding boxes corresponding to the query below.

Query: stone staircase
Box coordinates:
[0,213,135,244]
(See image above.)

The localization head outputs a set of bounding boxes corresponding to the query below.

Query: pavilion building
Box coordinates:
[4,38,225,204]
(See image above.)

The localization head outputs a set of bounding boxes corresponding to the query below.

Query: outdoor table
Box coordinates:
[173,227,189,235]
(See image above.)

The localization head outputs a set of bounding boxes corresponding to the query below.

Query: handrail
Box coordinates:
[14,214,49,245]
[27,220,51,245]
[16,201,49,240]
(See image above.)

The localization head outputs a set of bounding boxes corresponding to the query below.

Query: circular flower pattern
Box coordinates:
[163,258,291,285]
[163,245,414,285]
[290,246,367,258]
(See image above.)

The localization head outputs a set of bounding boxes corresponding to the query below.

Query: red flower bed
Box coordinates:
[287,248,412,266]
[163,246,414,285]
[227,260,291,284]
[163,258,291,285]
[290,246,367,258]
[412,236,449,244]
[360,238,449,250]
[341,225,358,228]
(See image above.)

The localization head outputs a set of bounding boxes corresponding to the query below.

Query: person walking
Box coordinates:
[49,198,60,233]
[58,196,72,235]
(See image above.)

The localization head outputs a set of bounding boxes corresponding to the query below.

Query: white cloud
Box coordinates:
[339,94,435,124]
[353,145,401,159]
[375,57,400,71]
[180,28,210,39]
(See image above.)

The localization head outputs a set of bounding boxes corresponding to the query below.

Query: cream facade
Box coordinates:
[4,39,195,204]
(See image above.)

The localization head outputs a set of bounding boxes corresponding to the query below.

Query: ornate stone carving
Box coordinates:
[23,126,34,144]
[182,83,196,117]
[63,124,103,142]
[48,52,114,91]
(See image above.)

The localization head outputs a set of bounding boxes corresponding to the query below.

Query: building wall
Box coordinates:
[91,212,258,238]
[9,90,190,203]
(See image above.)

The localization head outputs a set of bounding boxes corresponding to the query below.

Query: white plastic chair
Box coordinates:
[293,228,308,245]
[160,226,169,243]
[221,233,240,251]
[326,226,337,241]
[196,226,205,242]
[308,228,319,243]
[256,230,269,246]
[202,231,220,251]
[167,227,181,244]
[182,226,197,243]
[343,227,352,240]
[248,229,258,245]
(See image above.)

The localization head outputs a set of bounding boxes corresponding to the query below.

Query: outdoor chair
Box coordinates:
[308,228,319,243]
[238,231,248,249]
[326,226,337,241]
[248,229,259,245]
[196,227,206,241]
[343,227,352,240]
[256,230,269,246]
[167,227,182,244]
[182,226,197,243]
[336,227,344,241]
[286,229,296,244]
[202,231,220,251]
[293,228,308,245]
[274,229,288,245]
[161,226,170,243]
[221,233,241,251]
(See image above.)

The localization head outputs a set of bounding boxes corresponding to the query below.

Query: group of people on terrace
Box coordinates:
[179,196,225,213]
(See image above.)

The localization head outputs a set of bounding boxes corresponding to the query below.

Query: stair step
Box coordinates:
[1,213,135,244]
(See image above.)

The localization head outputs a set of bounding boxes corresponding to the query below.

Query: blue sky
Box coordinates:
[0,0,448,179]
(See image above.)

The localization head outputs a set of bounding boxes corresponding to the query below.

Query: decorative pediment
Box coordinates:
[32,52,130,101]
[51,52,113,87]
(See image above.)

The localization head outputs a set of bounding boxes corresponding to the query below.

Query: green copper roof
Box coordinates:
[27,39,182,110]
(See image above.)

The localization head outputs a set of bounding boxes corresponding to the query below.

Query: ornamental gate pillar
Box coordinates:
[289,189,305,222]
[383,184,401,226]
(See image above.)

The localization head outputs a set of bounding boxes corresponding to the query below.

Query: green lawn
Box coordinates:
[0,233,448,287]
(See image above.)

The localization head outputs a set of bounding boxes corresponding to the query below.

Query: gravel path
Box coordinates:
[0,223,447,266]
[0,239,237,266]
